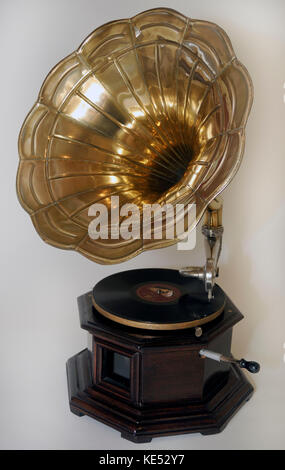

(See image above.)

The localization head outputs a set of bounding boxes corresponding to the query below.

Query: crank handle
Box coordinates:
[199,349,260,374]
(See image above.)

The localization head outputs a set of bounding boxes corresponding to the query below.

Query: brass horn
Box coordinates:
[17,7,253,264]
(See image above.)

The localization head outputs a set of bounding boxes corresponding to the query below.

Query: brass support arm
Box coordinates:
[179,197,224,300]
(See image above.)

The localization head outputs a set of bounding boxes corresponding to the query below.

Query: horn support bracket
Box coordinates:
[180,198,224,300]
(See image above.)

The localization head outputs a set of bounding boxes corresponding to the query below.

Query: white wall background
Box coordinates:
[0,0,284,450]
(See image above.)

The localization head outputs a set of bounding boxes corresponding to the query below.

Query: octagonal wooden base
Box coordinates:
[66,291,254,442]
[67,348,253,443]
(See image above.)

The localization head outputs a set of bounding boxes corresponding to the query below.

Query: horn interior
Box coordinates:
[17,8,253,263]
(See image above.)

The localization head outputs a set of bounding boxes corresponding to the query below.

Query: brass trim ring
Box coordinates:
[92,298,225,330]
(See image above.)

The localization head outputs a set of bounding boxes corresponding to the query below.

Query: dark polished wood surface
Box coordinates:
[78,290,243,345]
[67,291,254,443]
[67,349,253,442]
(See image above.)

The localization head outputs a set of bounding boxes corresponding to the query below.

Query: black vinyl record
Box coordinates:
[92,269,225,330]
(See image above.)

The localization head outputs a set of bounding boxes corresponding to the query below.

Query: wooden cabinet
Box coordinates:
[67,292,253,443]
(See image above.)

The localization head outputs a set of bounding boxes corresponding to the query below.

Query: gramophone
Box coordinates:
[17,8,260,442]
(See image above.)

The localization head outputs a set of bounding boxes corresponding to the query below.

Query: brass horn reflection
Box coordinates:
[17,7,253,263]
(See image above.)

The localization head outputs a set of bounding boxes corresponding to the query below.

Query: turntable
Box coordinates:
[17,7,259,442]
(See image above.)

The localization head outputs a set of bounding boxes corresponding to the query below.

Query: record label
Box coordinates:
[135,282,182,304]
